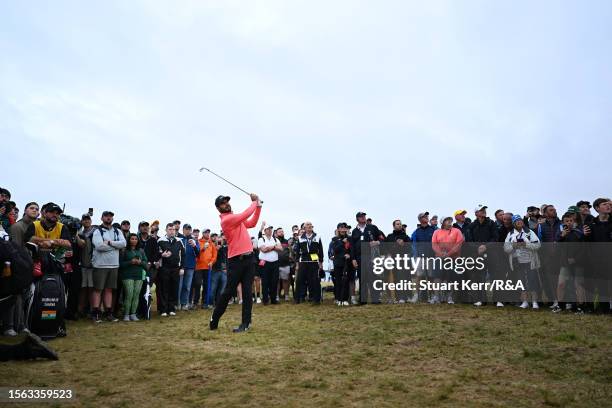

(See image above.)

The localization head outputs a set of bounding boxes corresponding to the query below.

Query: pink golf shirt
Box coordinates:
[220,201,262,258]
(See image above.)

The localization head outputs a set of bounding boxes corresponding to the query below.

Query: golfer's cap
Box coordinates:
[215,195,230,207]
[474,204,488,213]
[356,211,366,219]
[454,209,467,217]
[337,222,349,229]
[102,210,114,217]
[417,211,429,220]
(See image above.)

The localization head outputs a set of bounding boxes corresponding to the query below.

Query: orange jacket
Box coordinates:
[432,227,464,258]
[196,238,217,270]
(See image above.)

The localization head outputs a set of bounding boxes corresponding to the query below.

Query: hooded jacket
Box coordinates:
[195,238,216,270]
[504,228,541,270]
[92,224,127,268]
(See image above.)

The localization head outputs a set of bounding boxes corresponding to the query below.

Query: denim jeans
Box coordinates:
[209,270,227,306]
[178,268,194,306]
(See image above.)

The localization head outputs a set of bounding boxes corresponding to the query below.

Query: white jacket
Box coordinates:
[504,228,541,270]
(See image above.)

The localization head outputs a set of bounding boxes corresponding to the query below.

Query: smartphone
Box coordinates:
[88,208,94,216]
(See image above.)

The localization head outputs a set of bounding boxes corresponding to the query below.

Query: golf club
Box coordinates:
[199,167,263,203]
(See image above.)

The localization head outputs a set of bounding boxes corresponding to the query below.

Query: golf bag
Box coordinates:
[137,276,152,320]
[26,253,67,340]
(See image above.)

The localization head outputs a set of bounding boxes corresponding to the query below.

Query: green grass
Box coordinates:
[2,301,611,407]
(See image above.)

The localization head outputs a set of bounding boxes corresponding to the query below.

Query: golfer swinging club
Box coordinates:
[210,193,262,332]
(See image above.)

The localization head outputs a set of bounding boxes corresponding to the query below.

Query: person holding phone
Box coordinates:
[504,215,541,309]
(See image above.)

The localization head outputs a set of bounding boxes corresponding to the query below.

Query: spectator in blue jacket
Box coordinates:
[178,224,200,310]
[411,212,436,302]
[537,205,562,309]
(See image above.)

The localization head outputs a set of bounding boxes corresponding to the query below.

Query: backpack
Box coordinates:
[26,253,67,339]
[90,225,121,258]
[0,240,34,298]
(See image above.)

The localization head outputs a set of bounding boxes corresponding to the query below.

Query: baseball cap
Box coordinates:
[337,222,349,229]
[102,210,114,217]
[511,214,522,224]
[183,223,192,229]
[264,224,273,230]
[138,221,149,227]
[576,200,591,208]
[215,195,230,207]
[81,214,91,221]
[121,220,130,225]
[43,202,63,214]
[567,206,580,214]
[356,211,366,218]
[527,206,538,212]
[453,209,467,217]
[474,204,487,212]
[417,211,429,220]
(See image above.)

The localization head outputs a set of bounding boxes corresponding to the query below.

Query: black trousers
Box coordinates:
[260,261,279,303]
[297,262,321,303]
[191,269,208,305]
[158,267,179,314]
[212,254,255,326]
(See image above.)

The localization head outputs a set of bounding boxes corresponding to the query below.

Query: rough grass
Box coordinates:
[2,301,611,407]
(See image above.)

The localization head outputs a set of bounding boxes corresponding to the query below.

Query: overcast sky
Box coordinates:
[2,0,611,246]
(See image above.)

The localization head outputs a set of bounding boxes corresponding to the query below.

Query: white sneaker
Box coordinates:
[161,313,168,317]
[342,301,349,306]
[398,299,406,304]
[284,295,290,301]
[130,314,139,321]
[3,329,17,336]
[532,302,539,309]
[169,311,176,316]
[123,315,130,322]
[256,297,262,304]
[336,301,341,306]
[351,296,359,305]
[447,296,454,305]
[473,301,483,307]
[496,302,504,307]
[239,300,243,305]
[519,301,529,309]
[410,293,419,303]
[549,301,559,309]
[565,303,573,310]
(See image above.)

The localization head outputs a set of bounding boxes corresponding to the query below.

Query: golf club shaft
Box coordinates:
[199,167,263,203]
